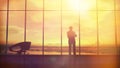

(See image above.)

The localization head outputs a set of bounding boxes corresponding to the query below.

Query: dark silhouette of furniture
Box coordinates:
[9,42,31,55]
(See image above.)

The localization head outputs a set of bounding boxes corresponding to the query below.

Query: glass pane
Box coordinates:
[8,11,24,54]
[0,0,7,10]
[9,0,25,10]
[98,11,116,55]
[80,11,97,55]
[98,0,114,10]
[62,11,79,55]
[0,11,7,54]
[44,11,61,55]
[44,0,61,10]
[116,0,120,10]
[27,0,43,10]
[62,0,96,11]
[26,11,42,55]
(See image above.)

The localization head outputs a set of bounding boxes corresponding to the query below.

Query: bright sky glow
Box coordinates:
[0,0,120,47]
[68,0,92,12]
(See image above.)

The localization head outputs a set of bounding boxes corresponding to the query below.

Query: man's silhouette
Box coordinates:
[67,26,77,55]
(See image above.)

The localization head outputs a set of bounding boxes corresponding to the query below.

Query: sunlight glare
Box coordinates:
[68,0,92,12]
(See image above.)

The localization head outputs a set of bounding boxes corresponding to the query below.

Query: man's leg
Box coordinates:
[73,42,76,55]
[69,43,71,55]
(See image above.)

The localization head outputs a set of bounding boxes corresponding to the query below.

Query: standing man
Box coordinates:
[67,26,77,55]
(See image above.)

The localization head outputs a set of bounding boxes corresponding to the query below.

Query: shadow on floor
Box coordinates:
[0,55,119,68]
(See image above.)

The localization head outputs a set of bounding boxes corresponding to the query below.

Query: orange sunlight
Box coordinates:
[68,0,95,12]
[0,0,120,47]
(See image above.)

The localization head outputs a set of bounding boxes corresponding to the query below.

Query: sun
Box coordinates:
[68,0,92,12]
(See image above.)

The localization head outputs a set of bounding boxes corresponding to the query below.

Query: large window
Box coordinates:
[0,0,120,55]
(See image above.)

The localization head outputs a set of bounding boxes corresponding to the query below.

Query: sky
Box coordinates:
[0,0,120,47]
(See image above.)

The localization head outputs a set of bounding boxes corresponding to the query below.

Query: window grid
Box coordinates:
[96,0,99,55]
[78,11,80,55]
[5,0,9,54]
[42,0,44,55]
[24,0,27,42]
[114,0,118,53]
[1,0,119,55]
[60,0,62,55]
